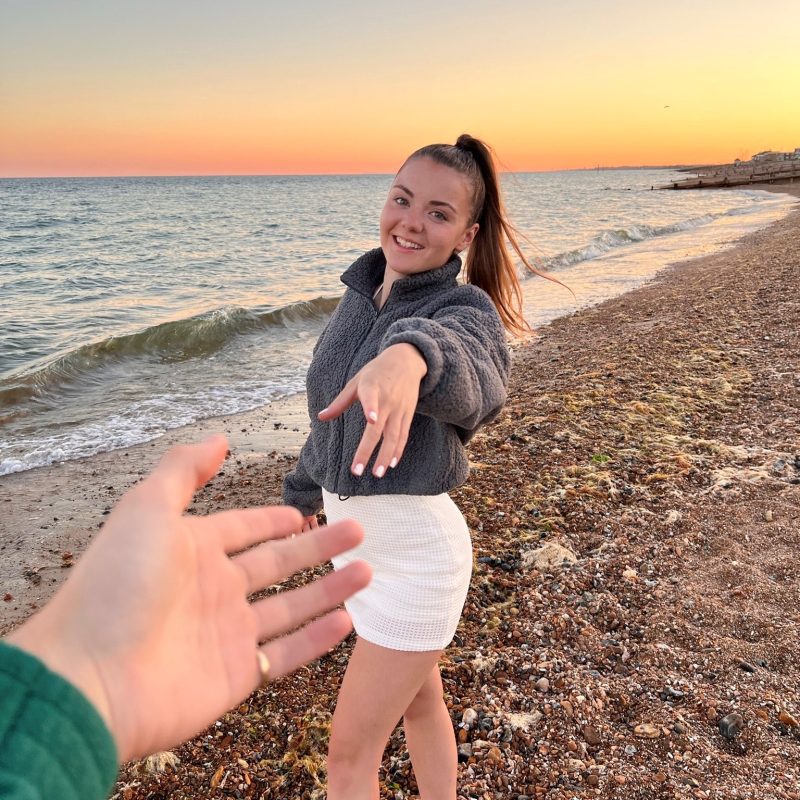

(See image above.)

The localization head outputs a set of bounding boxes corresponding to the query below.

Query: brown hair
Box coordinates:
[405,133,567,337]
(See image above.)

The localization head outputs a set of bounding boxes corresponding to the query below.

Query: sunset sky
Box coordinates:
[2,0,799,177]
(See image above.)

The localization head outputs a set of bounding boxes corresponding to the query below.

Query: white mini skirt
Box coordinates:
[322,490,473,652]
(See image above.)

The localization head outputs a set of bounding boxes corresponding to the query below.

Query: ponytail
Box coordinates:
[406,134,569,337]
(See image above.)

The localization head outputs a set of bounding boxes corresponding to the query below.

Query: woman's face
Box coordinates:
[380,156,479,275]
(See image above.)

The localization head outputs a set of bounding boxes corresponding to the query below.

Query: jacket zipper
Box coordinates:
[333,287,394,493]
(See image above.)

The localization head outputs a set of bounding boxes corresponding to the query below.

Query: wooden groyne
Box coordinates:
[660,161,800,190]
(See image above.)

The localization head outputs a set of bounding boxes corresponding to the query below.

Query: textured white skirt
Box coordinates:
[323,490,473,652]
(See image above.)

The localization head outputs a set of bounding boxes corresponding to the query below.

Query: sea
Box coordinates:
[0,171,794,476]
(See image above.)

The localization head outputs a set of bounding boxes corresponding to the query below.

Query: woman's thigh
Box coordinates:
[330,637,443,750]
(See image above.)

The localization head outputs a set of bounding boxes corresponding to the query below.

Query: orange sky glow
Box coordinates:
[2,1,799,177]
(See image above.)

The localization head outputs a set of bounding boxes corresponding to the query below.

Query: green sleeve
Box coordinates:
[0,641,118,800]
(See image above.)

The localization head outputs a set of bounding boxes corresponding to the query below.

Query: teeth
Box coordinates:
[395,235,422,250]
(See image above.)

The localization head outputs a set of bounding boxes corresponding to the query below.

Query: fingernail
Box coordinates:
[319,407,329,416]
[368,410,378,422]
[353,463,364,476]
[390,457,398,468]
[375,465,385,478]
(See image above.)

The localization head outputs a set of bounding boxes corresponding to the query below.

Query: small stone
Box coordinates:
[461,707,478,727]
[665,510,681,525]
[586,774,600,787]
[779,710,799,728]
[655,771,667,783]
[736,659,757,673]
[718,712,744,739]
[486,745,503,764]
[755,707,770,721]
[764,510,774,522]
[613,774,626,786]
[634,723,660,739]
[662,685,685,701]
[673,722,688,734]
[457,743,472,760]
[582,724,603,745]
[622,567,638,582]
[3,593,12,602]
[535,677,550,693]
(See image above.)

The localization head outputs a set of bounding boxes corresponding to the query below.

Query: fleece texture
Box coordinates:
[0,641,118,800]
[282,248,510,516]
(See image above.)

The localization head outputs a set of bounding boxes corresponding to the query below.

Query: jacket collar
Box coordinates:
[341,248,462,301]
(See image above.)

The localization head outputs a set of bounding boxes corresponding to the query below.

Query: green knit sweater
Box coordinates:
[0,641,118,800]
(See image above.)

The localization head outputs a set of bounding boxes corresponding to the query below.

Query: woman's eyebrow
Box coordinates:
[393,183,457,213]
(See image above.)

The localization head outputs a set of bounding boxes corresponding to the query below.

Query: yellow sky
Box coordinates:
[1,0,798,176]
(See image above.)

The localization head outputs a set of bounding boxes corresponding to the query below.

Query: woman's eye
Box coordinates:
[430,210,447,221]
[394,196,408,206]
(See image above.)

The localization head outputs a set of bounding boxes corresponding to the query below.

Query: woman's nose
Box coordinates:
[403,210,424,232]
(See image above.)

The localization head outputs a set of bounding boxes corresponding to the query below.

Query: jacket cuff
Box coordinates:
[0,641,118,800]
[282,479,323,517]
[381,328,444,400]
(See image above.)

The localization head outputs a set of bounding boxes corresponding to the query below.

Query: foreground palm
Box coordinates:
[9,436,370,761]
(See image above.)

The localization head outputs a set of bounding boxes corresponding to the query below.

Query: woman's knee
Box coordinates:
[328,720,383,772]
[404,669,443,721]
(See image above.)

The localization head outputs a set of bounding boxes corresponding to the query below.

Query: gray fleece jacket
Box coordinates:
[282,248,510,516]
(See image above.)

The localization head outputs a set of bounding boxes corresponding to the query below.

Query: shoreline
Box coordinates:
[1,180,794,479]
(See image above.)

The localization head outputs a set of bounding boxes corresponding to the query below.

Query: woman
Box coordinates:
[283,134,541,798]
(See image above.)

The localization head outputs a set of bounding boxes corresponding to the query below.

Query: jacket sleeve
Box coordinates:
[282,439,324,516]
[0,641,118,800]
[379,291,510,437]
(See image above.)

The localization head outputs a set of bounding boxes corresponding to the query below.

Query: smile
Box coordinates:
[394,235,423,250]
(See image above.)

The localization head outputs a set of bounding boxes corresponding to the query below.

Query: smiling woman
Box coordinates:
[278,134,550,798]
[379,158,479,285]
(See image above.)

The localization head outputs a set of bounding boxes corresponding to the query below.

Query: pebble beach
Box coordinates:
[2,186,799,799]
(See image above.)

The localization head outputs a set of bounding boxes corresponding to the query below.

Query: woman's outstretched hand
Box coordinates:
[318,343,427,477]
[7,435,371,763]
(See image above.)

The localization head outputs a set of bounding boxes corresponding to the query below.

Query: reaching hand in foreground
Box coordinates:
[8,435,370,763]
[318,343,427,477]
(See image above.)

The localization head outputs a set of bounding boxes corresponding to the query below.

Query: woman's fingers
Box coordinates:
[201,506,303,555]
[258,609,354,682]
[252,560,371,641]
[318,375,359,421]
[390,412,412,467]
[350,417,384,476]
[233,518,363,594]
[371,411,411,476]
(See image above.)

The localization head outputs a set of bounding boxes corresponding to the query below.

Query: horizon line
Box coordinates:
[0,164,698,180]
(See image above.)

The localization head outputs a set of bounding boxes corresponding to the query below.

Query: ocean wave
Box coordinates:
[539,202,769,272]
[0,296,339,409]
[0,378,306,475]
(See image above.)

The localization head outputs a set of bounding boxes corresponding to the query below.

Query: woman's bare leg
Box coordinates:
[403,664,457,798]
[326,637,443,800]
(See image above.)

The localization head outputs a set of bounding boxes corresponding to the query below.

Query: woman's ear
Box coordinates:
[456,223,479,253]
